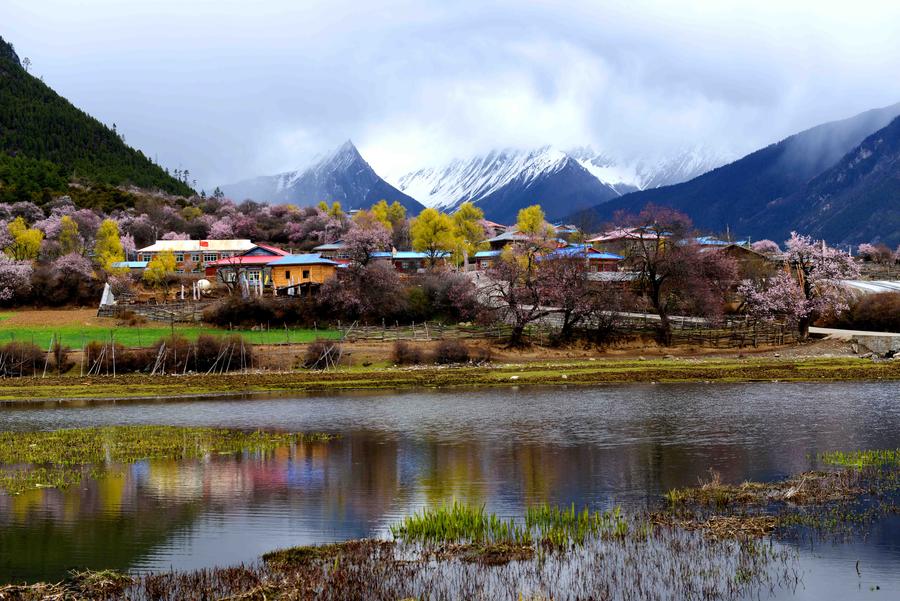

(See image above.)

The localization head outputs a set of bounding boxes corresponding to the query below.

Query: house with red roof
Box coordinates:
[205,243,290,286]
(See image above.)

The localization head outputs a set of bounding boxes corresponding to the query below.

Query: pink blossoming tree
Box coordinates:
[740,232,859,336]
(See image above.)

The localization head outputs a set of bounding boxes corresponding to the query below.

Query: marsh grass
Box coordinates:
[819,448,900,468]
[389,501,533,545]
[0,426,333,495]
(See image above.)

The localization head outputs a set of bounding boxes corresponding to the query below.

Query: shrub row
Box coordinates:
[202,297,319,328]
[391,340,492,366]
[827,292,900,334]
[0,340,72,377]
[82,334,254,375]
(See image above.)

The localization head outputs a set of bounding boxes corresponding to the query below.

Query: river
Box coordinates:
[1,381,899,599]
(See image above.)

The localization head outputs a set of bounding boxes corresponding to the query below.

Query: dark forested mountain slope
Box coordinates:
[757,116,900,246]
[576,103,900,241]
[0,35,192,202]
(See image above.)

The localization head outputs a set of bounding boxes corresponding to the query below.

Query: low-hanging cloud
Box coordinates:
[4,0,900,189]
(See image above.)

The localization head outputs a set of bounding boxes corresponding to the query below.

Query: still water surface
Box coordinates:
[1,382,899,598]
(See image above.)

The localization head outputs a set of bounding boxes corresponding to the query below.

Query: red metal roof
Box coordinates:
[206,255,276,266]
[253,244,291,256]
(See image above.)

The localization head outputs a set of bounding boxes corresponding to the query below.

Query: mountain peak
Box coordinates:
[220,142,425,213]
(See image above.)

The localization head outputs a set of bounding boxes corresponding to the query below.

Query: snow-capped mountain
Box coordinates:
[395,147,623,223]
[568,145,732,192]
[221,141,425,214]
[393,145,730,223]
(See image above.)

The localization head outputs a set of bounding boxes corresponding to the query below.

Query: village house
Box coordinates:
[586,227,668,256]
[700,243,781,283]
[547,244,623,272]
[473,249,502,270]
[479,219,508,239]
[485,230,531,250]
[136,239,257,273]
[110,260,149,274]
[370,250,450,273]
[312,240,351,262]
[205,244,290,285]
[267,254,340,294]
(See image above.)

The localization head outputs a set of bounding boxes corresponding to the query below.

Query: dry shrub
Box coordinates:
[118,310,147,327]
[51,340,74,374]
[470,346,493,364]
[300,339,342,370]
[829,292,900,333]
[391,341,424,365]
[432,339,470,365]
[152,334,253,373]
[0,341,45,376]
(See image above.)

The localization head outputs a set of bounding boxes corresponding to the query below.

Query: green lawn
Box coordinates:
[0,324,340,348]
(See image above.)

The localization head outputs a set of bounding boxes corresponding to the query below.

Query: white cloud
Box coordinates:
[4,0,900,188]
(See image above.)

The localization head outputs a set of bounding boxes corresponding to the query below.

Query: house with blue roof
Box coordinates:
[267,254,340,292]
[370,250,451,273]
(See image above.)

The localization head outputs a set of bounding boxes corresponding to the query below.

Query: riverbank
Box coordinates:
[2,355,898,402]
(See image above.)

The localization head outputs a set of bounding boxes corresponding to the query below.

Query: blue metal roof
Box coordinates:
[693,236,751,247]
[474,250,502,258]
[550,246,623,260]
[371,251,450,259]
[267,253,339,266]
[312,240,346,251]
[112,261,148,268]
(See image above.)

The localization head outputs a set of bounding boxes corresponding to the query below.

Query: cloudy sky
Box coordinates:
[5,0,900,190]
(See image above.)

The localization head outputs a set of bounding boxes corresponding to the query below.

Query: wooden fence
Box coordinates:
[337,315,797,349]
[98,301,215,322]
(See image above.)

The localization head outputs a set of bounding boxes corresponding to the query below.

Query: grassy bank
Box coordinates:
[1,356,898,402]
[0,323,339,348]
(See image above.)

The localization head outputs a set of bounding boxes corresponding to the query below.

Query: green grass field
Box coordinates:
[0,323,340,348]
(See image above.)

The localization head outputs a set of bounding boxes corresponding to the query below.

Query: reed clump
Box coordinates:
[390,500,532,545]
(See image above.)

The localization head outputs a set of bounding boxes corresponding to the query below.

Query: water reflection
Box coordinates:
[0,381,898,598]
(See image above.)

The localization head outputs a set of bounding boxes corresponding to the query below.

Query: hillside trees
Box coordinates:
[93,219,125,270]
[0,36,192,197]
[0,254,32,303]
[58,216,82,255]
[5,217,43,260]
[411,208,456,266]
[142,250,177,297]
[344,212,391,266]
[452,202,486,269]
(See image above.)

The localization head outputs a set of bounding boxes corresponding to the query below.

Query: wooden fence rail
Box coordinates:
[339,316,797,349]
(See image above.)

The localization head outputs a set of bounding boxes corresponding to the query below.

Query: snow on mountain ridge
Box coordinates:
[394,145,731,212]
[396,146,572,210]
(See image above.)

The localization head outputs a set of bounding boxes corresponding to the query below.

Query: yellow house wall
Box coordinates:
[271,264,337,287]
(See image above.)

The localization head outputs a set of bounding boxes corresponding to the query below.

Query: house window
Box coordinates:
[175,253,184,262]
[247,270,261,281]
[284,270,291,279]
[302,269,310,279]
[203,252,218,263]
[191,253,201,262]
